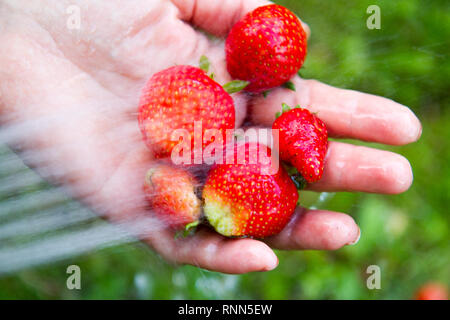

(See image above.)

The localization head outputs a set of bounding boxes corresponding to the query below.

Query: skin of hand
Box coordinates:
[0,0,421,274]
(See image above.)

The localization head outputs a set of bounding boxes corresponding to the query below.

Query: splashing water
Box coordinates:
[0,138,334,276]
[0,95,325,278]
[0,144,169,275]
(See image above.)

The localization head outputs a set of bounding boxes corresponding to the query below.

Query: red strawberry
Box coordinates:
[414,282,448,300]
[202,142,298,238]
[225,4,307,93]
[138,65,235,159]
[143,164,201,230]
[272,104,328,184]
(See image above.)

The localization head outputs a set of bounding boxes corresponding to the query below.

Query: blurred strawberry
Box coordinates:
[143,164,201,230]
[414,282,448,300]
[138,65,236,159]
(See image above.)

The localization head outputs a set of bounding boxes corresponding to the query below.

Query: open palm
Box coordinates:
[0,0,421,273]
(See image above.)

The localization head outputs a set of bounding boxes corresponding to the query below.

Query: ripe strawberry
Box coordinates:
[272,104,328,184]
[202,142,298,238]
[138,65,235,159]
[225,4,307,93]
[414,282,448,300]
[143,164,201,230]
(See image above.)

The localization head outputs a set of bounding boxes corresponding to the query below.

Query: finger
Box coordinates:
[146,228,278,274]
[172,0,310,37]
[236,128,414,194]
[250,77,422,145]
[96,146,278,274]
[308,141,413,194]
[265,207,360,250]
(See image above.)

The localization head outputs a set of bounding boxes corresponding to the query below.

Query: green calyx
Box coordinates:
[199,55,210,73]
[199,55,216,80]
[184,220,200,236]
[275,103,303,119]
[199,55,249,94]
[282,80,296,92]
[223,80,250,94]
[174,220,201,239]
[186,220,200,231]
[282,163,307,206]
[283,163,307,189]
[290,172,307,191]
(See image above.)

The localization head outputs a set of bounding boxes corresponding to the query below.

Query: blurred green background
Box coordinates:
[0,0,449,299]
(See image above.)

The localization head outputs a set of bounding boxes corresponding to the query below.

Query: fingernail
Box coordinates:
[408,112,422,142]
[348,227,361,246]
[416,123,423,140]
[265,256,279,271]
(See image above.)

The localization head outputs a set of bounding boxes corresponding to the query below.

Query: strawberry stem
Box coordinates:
[223,80,250,94]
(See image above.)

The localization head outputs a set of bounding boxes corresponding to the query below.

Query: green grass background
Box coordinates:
[0,0,449,299]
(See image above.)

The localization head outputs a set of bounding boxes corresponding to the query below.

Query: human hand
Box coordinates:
[0,0,421,274]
